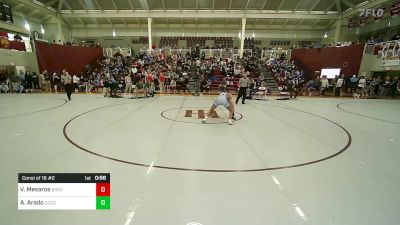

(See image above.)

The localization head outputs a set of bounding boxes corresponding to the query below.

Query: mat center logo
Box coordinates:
[184,109,219,119]
[161,107,243,124]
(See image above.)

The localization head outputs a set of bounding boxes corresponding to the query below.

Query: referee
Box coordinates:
[236,72,250,104]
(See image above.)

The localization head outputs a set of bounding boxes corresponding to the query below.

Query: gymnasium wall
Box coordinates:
[290,44,365,79]
[0,48,40,74]
[35,41,103,74]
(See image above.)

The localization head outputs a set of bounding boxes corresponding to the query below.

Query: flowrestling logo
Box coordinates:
[359,8,385,18]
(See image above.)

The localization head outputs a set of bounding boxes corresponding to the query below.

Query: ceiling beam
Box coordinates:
[335,0,342,14]
[212,0,215,12]
[58,0,64,12]
[77,0,88,12]
[44,0,58,8]
[161,0,166,12]
[41,14,53,22]
[140,0,149,11]
[277,0,286,11]
[178,0,182,12]
[63,1,73,12]
[12,0,56,16]
[106,18,113,25]
[228,0,232,12]
[93,0,103,11]
[27,9,40,17]
[245,0,251,11]
[196,0,198,12]
[77,18,85,25]
[14,3,24,10]
[341,0,355,9]
[128,0,134,11]
[293,0,304,11]
[111,0,119,11]
[298,19,305,25]
[260,0,268,12]
[326,19,336,28]
[324,1,336,14]
[309,0,322,13]
[283,18,289,25]
[61,11,339,20]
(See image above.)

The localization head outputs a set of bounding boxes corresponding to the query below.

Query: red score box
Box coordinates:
[96,183,110,196]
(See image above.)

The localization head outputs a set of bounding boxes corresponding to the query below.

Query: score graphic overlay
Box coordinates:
[18,173,110,210]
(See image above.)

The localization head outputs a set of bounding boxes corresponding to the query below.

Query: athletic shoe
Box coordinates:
[228,119,233,125]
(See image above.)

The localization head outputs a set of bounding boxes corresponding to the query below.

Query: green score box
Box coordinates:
[96,196,110,210]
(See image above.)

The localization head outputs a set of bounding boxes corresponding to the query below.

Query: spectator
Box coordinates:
[335,75,345,97]
[159,70,165,93]
[39,71,45,91]
[52,72,60,94]
[320,75,329,96]
[72,74,80,93]
[350,75,359,95]
[169,78,176,93]
[391,76,399,98]
[9,71,19,93]
[380,76,390,97]
[124,74,132,95]
[25,71,33,93]
[43,70,51,92]
[0,83,9,93]
[357,76,366,98]
[32,72,40,90]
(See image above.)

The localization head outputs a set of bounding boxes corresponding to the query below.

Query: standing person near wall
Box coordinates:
[25,71,33,93]
[335,75,345,97]
[52,72,60,94]
[64,72,73,101]
[19,70,25,88]
[357,76,366,98]
[332,75,337,97]
[236,72,250,104]
[320,75,329,96]
[32,72,40,90]
[124,73,132,96]
[396,77,400,98]
[72,74,80,93]
[43,70,51,92]
[380,76,391,98]
[39,71,45,91]
[159,70,165,93]
[10,71,19,93]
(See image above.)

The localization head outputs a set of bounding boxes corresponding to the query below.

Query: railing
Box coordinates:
[261,49,290,59]
[138,48,260,59]
[364,40,400,59]
[0,38,32,52]
[103,47,132,57]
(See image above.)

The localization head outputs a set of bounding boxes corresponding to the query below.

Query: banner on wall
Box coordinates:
[390,0,400,16]
[359,14,369,26]
[374,7,387,21]
[348,17,360,29]
[381,59,400,66]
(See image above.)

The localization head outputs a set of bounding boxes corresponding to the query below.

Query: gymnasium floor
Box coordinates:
[0,94,399,225]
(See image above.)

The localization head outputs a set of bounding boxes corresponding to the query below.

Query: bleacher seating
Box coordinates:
[158,36,234,49]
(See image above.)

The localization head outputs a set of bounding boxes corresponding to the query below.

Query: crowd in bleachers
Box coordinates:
[0,48,268,98]
[265,59,400,99]
[158,36,234,49]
